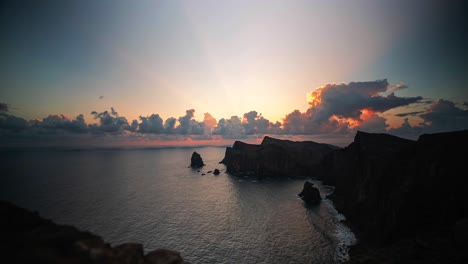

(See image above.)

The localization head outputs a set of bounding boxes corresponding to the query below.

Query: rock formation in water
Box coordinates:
[220,136,338,177]
[0,200,189,264]
[190,151,204,168]
[320,130,468,263]
[298,181,321,205]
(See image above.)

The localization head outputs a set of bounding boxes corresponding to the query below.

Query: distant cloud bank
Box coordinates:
[1,79,467,147]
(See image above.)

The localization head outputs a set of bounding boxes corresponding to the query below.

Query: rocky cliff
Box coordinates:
[321,130,468,263]
[220,136,338,177]
[0,201,189,264]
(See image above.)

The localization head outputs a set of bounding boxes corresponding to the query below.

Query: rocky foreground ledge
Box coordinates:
[0,201,189,264]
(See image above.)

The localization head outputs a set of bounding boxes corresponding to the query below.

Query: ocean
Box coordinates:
[0,147,355,263]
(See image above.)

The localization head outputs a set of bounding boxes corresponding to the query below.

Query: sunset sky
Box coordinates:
[1,0,467,147]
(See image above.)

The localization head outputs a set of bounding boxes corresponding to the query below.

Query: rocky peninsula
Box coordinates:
[220,136,338,177]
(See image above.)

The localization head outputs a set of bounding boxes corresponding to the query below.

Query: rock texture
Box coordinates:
[213,169,220,175]
[0,200,189,264]
[297,181,321,205]
[320,130,468,263]
[190,151,204,168]
[220,136,338,177]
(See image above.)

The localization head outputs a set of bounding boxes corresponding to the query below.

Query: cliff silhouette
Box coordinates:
[222,130,468,263]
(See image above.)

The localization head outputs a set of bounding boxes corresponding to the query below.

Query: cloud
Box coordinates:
[176,109,204,135]
[164,117,177,134]
[90,108,130,133]
[394,111,425,117]
[213,116,246,138]
[283,79,422,134]
[32,114,88,133]
[388,118,424,139]
[357,113,388,133]
[0,102,9,112]
[242,111,271,134]
[138,114,164,133]
[0,113,28,131]
[387,82,408,93]
[98,96,104,100]
[282,110,308,134]
[203,112,217,134]
[419,99,468,133]
[1,79,466,147]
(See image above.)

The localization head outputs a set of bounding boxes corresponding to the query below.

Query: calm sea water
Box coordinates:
[0,147,355,263]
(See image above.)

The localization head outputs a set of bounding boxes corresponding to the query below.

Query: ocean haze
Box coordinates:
[0,147,354,263]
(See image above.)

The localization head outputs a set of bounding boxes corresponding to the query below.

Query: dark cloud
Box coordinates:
[32,114,88,133]
[242,111,271,134]
[138,114,164,134]
[357,113,388,133]
[282,80,422,134]
[307,80,421,122]
[0,102,9,112]
[0,113,28,131]
[98,96,104,100]
[395,111,425,117]
[213,116,246,138]
[282,110,308,134]
[388,118,424,140]
[90,108,130,133]
[128,120,138,132]
[176,109,204,135]
[164,117,177,134]
[1,78,467,147]
[419,99,468,133]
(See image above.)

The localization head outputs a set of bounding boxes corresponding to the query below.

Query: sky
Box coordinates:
[1,0,467,147]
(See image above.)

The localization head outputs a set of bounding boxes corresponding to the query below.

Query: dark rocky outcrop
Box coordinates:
[0,200,189,264]
[221,136,338,177]
[213,169,220,175]
[190,152,204,168]
[319,130,468,263]
[298,181,321,205]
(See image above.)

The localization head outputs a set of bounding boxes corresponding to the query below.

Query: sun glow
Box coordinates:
[307,88,323,108]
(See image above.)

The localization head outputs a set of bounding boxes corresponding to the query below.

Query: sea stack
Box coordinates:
[190,151,204,168]
[298,181,321,205]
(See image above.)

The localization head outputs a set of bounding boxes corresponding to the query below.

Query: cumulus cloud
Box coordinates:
[0,113,28,131]
[242,111,271,134]
[138,114,164,133]
[357,113,388,133]
[1,79,466,147]
[164,117,177,134]
[203,113,217,134]
[283,79,422,134]
[32,114,88,133]
[0,102,9,112]
[176,109,204,135]
[388,118,424,139]
[90,108,130,133]
[419,99,468,133]
[213,116,246,138]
